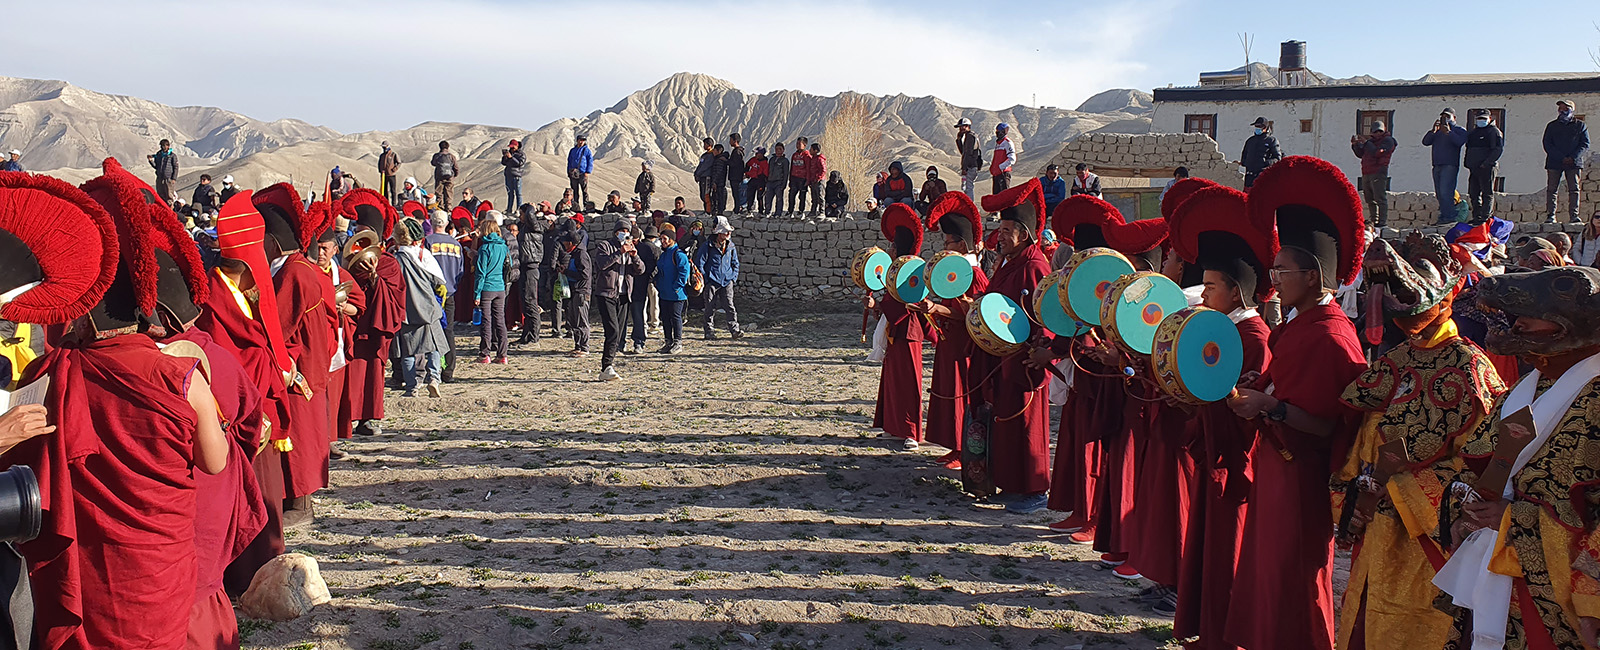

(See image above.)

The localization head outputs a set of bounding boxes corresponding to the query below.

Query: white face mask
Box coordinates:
[1476,119,1490,128]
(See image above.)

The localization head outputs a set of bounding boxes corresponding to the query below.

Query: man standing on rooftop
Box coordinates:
[1544,99,1590,223]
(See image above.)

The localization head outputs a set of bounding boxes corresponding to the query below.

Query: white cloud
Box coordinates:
[6,0,1172,132]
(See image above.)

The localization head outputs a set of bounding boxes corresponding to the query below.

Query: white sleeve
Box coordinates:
[1004,141,1016,169]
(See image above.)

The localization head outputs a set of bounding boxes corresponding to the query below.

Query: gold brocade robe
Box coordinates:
[1337,333,1505,650]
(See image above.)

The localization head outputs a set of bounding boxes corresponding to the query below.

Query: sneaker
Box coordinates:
[942,458,962,470]
[1151,591,1178,617]
[354,420,377,437]
[600,366,621,381]
[475,356,491,364]
[1100,553,1128,568]
[704,330,717,340]
[363,421,384,437]
[1068,528,1097,545]
[1005,493,1049,514]
[1113,564,1143,581]
[622,344,638,356]
[401,389,416,398]
[1134,585,1169,604]
[568,350,588,358]
[328,443,346,460]
[657,344,674,354]
[901,438,919,451]
[1547,214,1558,224]
[1048,516,1087,533]
[426,381,441,398]
[666,343,683,355]
[495,357,508,364]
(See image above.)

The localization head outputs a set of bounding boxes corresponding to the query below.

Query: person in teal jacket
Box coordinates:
[654,228,692,354]
[473,216,510,363]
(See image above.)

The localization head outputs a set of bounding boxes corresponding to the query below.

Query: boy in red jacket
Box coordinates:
[745,147,769,214]
[787,137,812,217]
[808,142,827,217]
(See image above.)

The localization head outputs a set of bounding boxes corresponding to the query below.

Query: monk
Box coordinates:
[915,192,990,469]
[867,204,934,449]
[339,189,404,437]
[315,228,365,447]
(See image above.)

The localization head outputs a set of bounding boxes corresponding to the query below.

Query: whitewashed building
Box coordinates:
[1152,67,1599,195]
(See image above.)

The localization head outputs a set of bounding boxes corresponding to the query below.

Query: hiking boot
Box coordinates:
[600,366,621,381]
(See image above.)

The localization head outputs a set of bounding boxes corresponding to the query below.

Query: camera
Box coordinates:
[0,466,40,544]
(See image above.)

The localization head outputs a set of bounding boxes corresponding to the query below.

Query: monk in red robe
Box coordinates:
[980,179,1053,514]
[1224,157,1368,650]
[916,192,990,468]
[339,189,404,437]
[868,204,934,446]
[315,229,365,445]
[1157,184,1275,632]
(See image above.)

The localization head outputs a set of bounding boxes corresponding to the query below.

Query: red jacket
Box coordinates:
[745,158,769,180]
[790,150,812,180]
[808,153,828,183]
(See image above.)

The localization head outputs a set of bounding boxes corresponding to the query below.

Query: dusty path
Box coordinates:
[242,309,1176,650]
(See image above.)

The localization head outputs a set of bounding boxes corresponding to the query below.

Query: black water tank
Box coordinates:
[1280,40,1306,70]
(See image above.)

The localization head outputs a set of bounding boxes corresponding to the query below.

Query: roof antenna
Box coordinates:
[1238,32,1255,86]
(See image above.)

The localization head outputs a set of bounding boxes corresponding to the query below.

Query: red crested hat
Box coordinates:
[1159,177,1218,221]
[252,182,318,251]
[926,191,983,247]
[80,158,210,317]
[401,200,428,222]
[476,201,494,215]
[451,205,473,230]
[880,203,923,256]
[1105,218,1169,257]
[214,190,296,377]
[0,172,119,324]
[338,188,396,239]
[1050,195,1125,250]
[79,158,166,318]
[981,178,1047,238]
[1247,155,1365,288]
[1170,185,1277,304]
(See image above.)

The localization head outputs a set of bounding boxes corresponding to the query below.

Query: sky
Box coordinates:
[6,0,1597,133]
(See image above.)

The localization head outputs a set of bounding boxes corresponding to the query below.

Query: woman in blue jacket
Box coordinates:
[654,228,692,354]
[473,216,510,363]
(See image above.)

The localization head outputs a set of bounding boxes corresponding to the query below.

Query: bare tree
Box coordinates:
[821,94,888,214]
[1592,22,1600,70]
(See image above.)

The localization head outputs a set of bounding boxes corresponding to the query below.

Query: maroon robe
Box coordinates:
[978,243,1052,494]
[1175,315,1270,649]
[925,267,990,451]
[273,253,338,499]
[169,329,267,650]
[330,273,366,440]
[1046,354,1119,523]
[5,336,201,650]
[1091,382,1141,555]
[872,298,935,440]
[191,270,291,596]
[346,255,403,424]
[1225,304,1365,650]
[1125,396,1196,585]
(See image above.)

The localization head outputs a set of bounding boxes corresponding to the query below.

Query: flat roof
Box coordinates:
[1153,75,1600,102]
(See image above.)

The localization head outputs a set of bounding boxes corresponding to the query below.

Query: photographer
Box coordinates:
[1421,109,1467,224]
[501,139,527,211]
[594,220,645,381]
[1351,121,1398,228]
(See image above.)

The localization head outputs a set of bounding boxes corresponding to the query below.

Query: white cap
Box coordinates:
[713,216,733,235]
[6,149,18,156]
[222,175,234,184]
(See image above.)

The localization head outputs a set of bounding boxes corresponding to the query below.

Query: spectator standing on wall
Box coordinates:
[787,137,812,217]
[1351,121,1398,228]
[635,161,656,211]
[378,141,401,204]
[1239,116,1282,189]
[709,144,730,216]
[1463,110,1504,223]
[990,123,1016,193]
[727,133,748,214]
[956,117,982,199]
[1039,164,1066,216]
[695,137,716,213]
[568,134,594,209]
[765,142,789,216]
[1070,163,1101,197]
[825,171,850,217]
[745,147,769,214]
[807,143,827,217]
[502,139,527,210]
[1421,108,1468,224]
[431,141,460,207]
[1544,99,1591,224]
[148,139,180,203]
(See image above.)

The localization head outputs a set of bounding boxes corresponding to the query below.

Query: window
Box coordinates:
[1184,114,1217,139]
[1299,119,1314,133]
[1470,108,1508,137]
[1357,110,1394,136]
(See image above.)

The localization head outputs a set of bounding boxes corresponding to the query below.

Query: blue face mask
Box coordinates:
[1253,127,1264,136]
[1559,109,1575,121]
[1476,119,1490,128]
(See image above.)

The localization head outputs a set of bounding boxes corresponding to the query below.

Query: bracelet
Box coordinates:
[1266,400,1289,422]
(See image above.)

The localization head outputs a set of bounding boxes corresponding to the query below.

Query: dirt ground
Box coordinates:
[240,306,1190,650]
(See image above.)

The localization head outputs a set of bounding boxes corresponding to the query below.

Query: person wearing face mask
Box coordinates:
[1543,99,1591,224]
[1239,116,1282,189]
[1351,121,1398,228]
[1463,110,1505,223]
[1422,109,1468,225]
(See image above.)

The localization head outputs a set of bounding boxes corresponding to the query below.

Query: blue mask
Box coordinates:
[1476,119,1490,128]
[1253,128,1264,136]
[1559,109,1575,121]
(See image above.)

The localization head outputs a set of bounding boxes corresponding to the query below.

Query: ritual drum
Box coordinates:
[1059,247,1134,326]
[1151,306,1245,404]
[850,246,892,292]
[1034,270,1088,338]
[1099,271,1187,357]
[966,293,1031,357]
[924,250,975,300]
[886,255,928,304]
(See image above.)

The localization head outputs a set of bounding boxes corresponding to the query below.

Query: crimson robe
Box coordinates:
[193,271,291,596]
[5,336,200,650]
[346,255,403,424]
[925,267,990,451]
[1225,304,1365,650]
[1125,396,1196,585]
[1091,381,1141,555]
[274,253,338,499]
[1174,316,1270,648]
[873,297,935,440]
[978,243,1052,494]
[169,329,267,650]
[1046,353,1118,523]
[331,275,365,440]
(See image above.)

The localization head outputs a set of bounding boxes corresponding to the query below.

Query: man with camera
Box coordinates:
[1422,109,1468,224]
[501,139,527,211]
[594,220,645,381]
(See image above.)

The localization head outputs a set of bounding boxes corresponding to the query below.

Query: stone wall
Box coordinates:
[1037,132,1246,188]
[1379,164,1600,229]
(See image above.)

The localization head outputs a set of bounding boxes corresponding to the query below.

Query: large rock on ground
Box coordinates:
[238,553,331,621]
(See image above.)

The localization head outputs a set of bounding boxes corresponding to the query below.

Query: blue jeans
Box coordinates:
[1431,164,1459,219]
[400,351,442,389]
[734,179,748,210]
[662,300,685,347]
[505,177,523,212]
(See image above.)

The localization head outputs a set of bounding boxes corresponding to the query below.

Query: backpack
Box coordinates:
[433,153,455,179]
[687,264,705,297]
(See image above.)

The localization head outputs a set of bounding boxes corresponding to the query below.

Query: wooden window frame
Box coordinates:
[1357,110,1395,136]
[1299,119,1314,133]
[1184,114,1217,139]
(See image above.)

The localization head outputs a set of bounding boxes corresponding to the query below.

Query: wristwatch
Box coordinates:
[1266,400,1289,422]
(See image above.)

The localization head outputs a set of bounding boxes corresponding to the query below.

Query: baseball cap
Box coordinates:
[955,117,973,127]
[222,175,234,184]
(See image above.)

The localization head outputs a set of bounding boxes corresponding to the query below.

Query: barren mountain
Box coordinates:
[1075,89,1154,115]
[0,76,337,171]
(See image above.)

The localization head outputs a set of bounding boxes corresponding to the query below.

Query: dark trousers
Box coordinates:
[766,178,787,214]
[478,290,507,359]
[662,300,686,347]
[569,174,589,209]
[639,193,651,211]
[1243,171,1260,189]
[629,296,648,345]
[1468,164,1496,219]
[808,182,822,214]
[380,174,398,204]
[787,178,808,213]
[156,177,175,203]
[1547,168,1582,221]
[521,268,542,340]
[1359,173,1389,226]
[710,181,727,215]
[598,295,626,368]
[568,293,591,352]
[748,178,766,213]
[440,294,457,380]
[991,171,1012,194]
[703,283,740,334]
[435,177,454,207]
